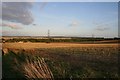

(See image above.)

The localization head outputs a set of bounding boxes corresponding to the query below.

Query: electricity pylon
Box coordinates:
[48,29,50,38]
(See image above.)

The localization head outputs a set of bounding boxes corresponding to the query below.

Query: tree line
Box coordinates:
[3,37,117,43]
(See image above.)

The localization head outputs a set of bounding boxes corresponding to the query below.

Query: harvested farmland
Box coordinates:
[2,43,119,78]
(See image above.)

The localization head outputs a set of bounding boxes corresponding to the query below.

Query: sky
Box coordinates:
[1,2,118,38]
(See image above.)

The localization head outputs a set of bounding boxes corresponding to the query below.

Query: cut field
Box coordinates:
[2,42,118,49]
[2,42,119,78]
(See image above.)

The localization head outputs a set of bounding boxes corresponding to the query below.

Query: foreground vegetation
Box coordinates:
[2,46,119,79]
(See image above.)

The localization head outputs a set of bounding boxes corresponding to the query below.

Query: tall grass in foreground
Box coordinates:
[15,57,53,79]
[3,50,54,79]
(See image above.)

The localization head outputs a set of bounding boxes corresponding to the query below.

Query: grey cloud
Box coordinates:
[93,21,110,31]
[2,2,34,25]
[95,26,110,31]
[1,22,23,29]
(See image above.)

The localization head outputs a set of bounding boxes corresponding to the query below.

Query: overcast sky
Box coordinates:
[1,2,118,38]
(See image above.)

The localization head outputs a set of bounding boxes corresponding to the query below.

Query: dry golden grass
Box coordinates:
[2,42,119,78]
[2,43,118,49]
[15,57,54,79]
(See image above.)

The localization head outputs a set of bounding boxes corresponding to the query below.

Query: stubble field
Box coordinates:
[2,42,119,79]
[2,42,118,49]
